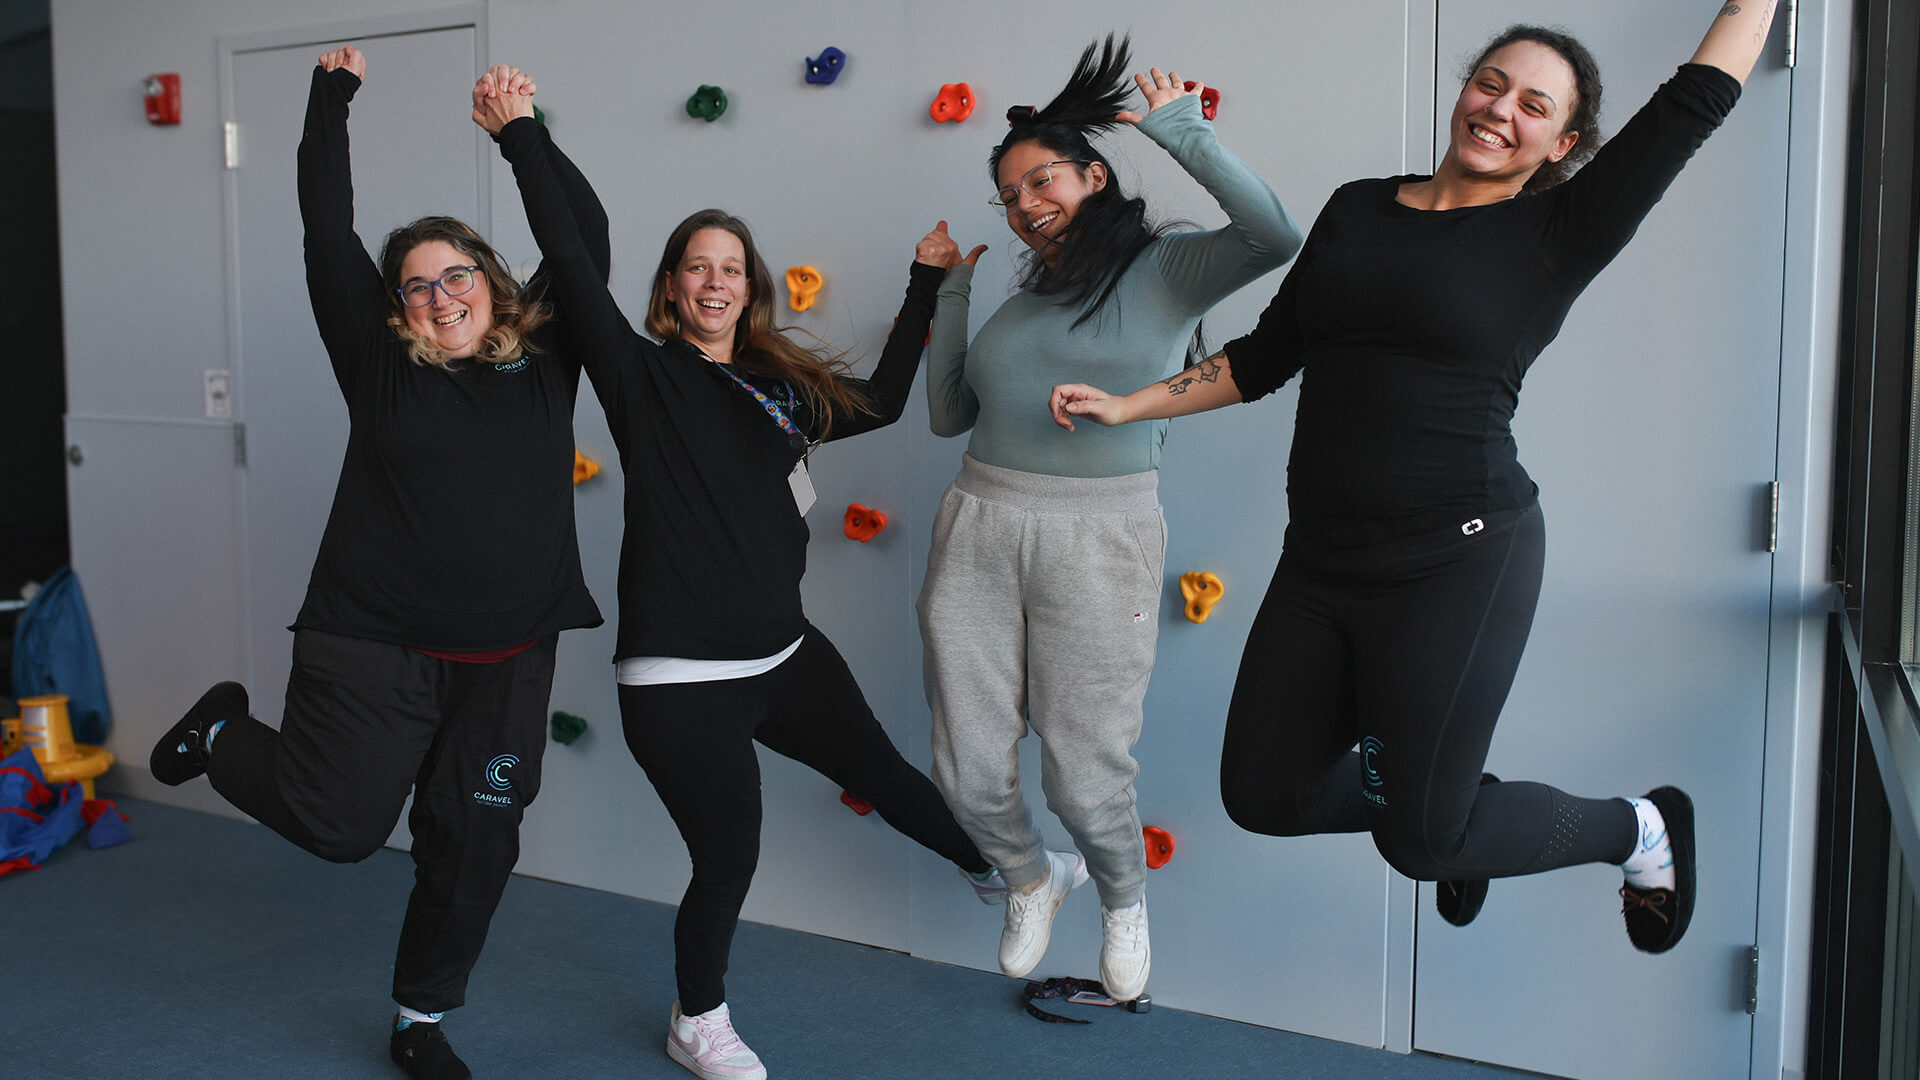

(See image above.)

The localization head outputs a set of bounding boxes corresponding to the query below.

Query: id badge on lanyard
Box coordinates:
[711,359,816,515]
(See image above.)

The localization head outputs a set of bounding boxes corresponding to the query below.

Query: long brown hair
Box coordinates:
[378,215,551,370]
[645,209,870,438]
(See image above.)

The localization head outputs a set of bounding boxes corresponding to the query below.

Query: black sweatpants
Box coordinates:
[619,627,989,1016]
[205,628,556,1012]
[1219,503,1635,880]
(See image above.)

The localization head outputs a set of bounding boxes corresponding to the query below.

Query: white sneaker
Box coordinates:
[998,850,1088,977]
[1099,898,1151,1001]
[960,865,1010,904]
[666,1001,767,1080]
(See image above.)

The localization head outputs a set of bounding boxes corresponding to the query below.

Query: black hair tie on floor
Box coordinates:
[1021,977,1152,1023]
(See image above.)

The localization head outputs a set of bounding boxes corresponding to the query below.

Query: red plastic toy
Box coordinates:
[930,83,975,123]
[840,789,874,816]
[1182,81,1220,121]
[1142,825,1175,869]
[843,503,888,542]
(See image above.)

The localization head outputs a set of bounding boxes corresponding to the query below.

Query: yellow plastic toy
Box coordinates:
[1179,571,1225,624]
[785,265,824,312]
[6,694,114,799]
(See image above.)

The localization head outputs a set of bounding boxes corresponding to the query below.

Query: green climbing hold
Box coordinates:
[686,84,728,122]
[550,710,588,745]
[532,103,548,126]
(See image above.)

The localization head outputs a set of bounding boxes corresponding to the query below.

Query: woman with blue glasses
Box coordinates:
[150,50,603,1080]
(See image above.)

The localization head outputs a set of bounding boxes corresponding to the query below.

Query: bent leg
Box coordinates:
[391,636,556,1012]
[1219,553,1369,838]
[1024,503,1165,910]
[620,679,765,1016]
[1354,507,1634,881]
[206,629,433,862]
[919,482,1046,888]
[755,630,988,872]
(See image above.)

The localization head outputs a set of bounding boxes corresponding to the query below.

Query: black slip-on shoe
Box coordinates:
[148,681,246,786]
[390,1017,472,1080]
[1435,773,1499,927]
[1620,785,1695,954]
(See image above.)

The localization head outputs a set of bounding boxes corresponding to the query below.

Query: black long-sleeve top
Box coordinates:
[1226,64,1742,547]
[496,116,941,662]
[291,66,602,650]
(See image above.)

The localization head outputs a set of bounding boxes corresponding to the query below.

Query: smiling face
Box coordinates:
[1445,40,1581,189]
[664,227,750,354]
[995,139,1107,262]
[397,239,496,359]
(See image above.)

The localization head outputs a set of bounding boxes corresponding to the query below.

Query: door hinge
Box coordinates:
[1784,0,1798,69]
[233,422,247,467]
[224,121,240,169]
[1746,946,1760,1014]
[1767,481,1780,553]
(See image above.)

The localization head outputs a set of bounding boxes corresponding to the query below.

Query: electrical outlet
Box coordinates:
[204,369,231,419]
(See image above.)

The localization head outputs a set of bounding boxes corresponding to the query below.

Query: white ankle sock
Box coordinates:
[396,1006,443,1028]
[1620,797,1675,891]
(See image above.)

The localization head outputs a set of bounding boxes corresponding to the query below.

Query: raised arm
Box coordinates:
[925,258,981,437]
[1123,68,1303,312]
[825,223,986,443]
[1692,1,1781,85]
[489,93,636,412]
[474,66,610,283]
[298,46,387,392]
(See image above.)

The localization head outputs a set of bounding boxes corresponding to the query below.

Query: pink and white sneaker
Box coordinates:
[961,866,1010,904]
[666,1001,766,1080]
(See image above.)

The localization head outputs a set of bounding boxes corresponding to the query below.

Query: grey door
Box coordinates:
[226,24,480,749]
[1411,4,1789,1077]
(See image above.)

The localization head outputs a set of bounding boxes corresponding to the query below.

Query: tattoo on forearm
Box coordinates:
[1718,2,1741,15]
[1162,356,1222,397]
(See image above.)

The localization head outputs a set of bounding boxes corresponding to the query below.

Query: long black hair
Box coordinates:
[1462,25,1604,192]
[992,34,1186,338]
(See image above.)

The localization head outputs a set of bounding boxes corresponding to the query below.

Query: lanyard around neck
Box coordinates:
[709,357,808,450]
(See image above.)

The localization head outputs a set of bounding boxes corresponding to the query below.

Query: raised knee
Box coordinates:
[309,832,385,864]
[1371,830,1455,882]
[1221,788,1318,837]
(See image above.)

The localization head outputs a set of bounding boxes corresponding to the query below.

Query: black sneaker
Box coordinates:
[1620,785,1695,954]
[1435,773,1498,927]
[149,682,247,786]
[390,1017,472,1080]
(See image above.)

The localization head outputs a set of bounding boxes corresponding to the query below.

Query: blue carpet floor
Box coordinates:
[3,799,1533,1079]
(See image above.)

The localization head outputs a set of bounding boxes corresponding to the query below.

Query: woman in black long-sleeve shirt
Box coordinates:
[1050,2,1782,959]
[150,52,602,1080]
[476,79,993,1080]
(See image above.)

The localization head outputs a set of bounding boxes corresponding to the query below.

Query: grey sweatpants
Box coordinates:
[918,454,1165,908]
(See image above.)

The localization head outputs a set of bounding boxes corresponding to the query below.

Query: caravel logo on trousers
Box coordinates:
[475,754,519,807]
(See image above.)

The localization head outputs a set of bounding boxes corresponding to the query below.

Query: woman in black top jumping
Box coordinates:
[150,50,603,1080]
[477,75,994,1080]
[1049,1,1782,956]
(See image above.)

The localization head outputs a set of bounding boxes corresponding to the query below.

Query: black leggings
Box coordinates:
[1219,503,1635,880]
[619,627,988,1015]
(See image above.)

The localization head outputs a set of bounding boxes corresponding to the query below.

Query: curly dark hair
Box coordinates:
[1461,25,1604,192]
[990,33,1193,347]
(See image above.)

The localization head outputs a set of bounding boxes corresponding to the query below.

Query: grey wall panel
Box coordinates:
[64,415,246,820]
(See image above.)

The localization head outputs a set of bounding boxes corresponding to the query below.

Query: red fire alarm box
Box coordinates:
[144,74,181,125]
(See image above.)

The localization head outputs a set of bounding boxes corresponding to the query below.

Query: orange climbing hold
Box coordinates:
[1179,571,1225,623]
[786,265,824,312]
[1143,826,1175,869]
[843,503,887,542]
[572,450,599,485]
[930,83,975,123]
[840,790,874,816]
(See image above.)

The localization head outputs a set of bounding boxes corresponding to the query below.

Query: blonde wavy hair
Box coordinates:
[645,209,871,438]
[379,216,551,370]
